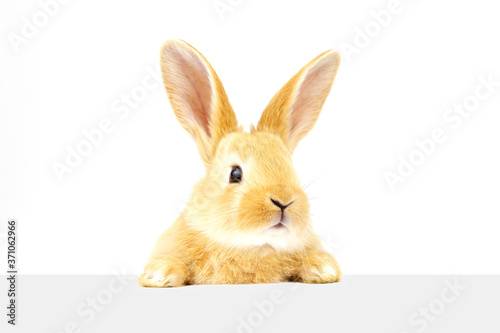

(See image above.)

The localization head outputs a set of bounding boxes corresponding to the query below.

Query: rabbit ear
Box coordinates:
[160,39,239,165]
[257,50,340,153]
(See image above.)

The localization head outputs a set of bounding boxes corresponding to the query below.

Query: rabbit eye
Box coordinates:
[230,165,242,183]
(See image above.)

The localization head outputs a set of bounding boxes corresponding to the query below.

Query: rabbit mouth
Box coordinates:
[269,214,290,230]
[271,222,286,229]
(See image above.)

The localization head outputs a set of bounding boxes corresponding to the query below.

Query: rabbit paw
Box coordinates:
[138,257,188,287]
[300,252,342,283]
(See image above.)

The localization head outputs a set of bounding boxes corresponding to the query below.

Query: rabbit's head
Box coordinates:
[160,40,340,252]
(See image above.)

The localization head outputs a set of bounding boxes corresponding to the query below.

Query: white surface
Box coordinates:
[0,0,499,274]
[2,275,498,332]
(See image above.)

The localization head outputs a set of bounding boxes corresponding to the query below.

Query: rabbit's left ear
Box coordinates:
[160,39,239,166]
[257,50,340,153]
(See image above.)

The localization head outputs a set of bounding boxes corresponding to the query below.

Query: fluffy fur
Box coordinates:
[138,40,342,287]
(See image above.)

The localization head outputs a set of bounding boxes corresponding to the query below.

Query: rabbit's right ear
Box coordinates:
[160,39,239,166]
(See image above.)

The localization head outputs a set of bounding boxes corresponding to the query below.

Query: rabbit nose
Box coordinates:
[270,198,293,211]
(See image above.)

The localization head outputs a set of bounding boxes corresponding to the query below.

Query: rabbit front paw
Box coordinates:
[300,252,342,284]
[138,256,188,287]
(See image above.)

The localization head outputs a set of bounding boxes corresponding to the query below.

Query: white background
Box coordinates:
[1,0,499,275]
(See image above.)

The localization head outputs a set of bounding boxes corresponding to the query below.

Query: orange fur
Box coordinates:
[138,40,342,287]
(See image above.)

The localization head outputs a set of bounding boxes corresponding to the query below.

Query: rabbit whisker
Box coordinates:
[302,172,327,190]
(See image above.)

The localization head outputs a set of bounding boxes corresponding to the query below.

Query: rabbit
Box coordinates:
[138,39,342,287]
